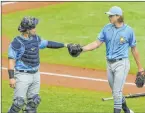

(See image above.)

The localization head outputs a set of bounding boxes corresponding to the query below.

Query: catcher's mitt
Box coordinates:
[135,71,145,88]
[67,44,83,57]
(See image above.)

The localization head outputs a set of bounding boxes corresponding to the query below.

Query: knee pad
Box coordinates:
[25,94,41,113]
[27,94,41,108]
[8,97,25,113]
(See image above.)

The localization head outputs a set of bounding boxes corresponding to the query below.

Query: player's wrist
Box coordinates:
[8,69,14,79]
[82,46,88,52]
[138,68,144,72]
[82,47,85,52]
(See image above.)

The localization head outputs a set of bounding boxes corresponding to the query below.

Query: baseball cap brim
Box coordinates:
[105,12,115,15]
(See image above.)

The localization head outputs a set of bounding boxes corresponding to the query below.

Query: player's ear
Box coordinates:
[117,15,124,23]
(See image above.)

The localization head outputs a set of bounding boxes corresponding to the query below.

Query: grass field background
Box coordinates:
[2,2,145,74]
[2,2,145,112]
[2,80,145,112]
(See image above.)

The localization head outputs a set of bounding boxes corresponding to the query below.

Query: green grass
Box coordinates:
[2,80,145,112]
[2,2,145,73]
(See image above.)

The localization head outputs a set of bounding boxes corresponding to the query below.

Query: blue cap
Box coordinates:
[105,6,123,16]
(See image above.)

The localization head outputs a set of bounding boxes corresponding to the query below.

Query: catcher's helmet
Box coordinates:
[18,16,39,32]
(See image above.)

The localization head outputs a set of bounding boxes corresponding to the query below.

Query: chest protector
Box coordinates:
[16,35,40,67]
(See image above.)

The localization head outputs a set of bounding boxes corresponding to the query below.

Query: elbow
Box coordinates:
[95,41,102,49]
[131,46,137,53]
[96,45,100,49]
[94,44,100,49]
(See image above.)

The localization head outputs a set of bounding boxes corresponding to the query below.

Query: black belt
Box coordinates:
[17,70,38,74]
[107,58,123,63]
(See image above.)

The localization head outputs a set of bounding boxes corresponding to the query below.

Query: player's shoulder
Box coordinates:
[35,34,41,42]
[11,36,22,50]
[105,23,113,27]
[103,23,114,30]
[125,24,134,33]
[35,34,41,38]
[125,24,133,31]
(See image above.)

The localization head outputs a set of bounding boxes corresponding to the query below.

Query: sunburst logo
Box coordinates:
[120,37,125,44]
[31,47,35,51]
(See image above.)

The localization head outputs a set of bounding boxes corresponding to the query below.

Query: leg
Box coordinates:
[27,71,40,98]
[8,97,25,113]
[8,72,33,113]
[107,62,114,90]
[122,96,130,113]
[107,62,121,113]
[25,71,41,113]
[112,59,130,113]
[24,94,41,113]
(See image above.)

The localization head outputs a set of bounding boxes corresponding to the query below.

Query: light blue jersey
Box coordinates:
[8,35,48,71]
[98,23,136,60]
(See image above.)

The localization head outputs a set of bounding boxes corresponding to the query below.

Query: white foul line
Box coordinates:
[2,2,17,6]
[2,67,139,86]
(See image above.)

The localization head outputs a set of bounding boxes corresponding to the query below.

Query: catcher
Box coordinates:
[8,16,74,113]
[67,6,145,113]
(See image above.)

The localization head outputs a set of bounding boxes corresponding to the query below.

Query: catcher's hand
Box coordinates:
[67,43,83,57]
[135,71,145,88]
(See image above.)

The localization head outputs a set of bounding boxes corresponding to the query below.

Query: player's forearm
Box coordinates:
[8,59,15,79]
[8,59,15,70]
[82,41,102,52]
[47,41,66,49]
[131,46,143,71]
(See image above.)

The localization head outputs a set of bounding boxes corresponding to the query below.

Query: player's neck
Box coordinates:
[114,22,124,28]
[22,33,29,38]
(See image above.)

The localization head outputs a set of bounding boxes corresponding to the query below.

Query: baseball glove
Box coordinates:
[67,44,83,57]
[135,71,145,88]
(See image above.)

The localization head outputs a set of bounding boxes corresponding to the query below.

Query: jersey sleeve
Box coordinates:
[8,44,18,59]
[129,29,137,47]
[97,27,106,42]
[39,39,48,49]
[38,36,65,49]
[8,37,22,59]
[36,35,48,49]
